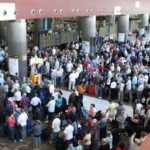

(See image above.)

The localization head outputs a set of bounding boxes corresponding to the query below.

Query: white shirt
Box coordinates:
[56,69,63,77]
[52,118,61,133]
[119,83,125,91]
[12,83,20,91]
[126,79,131,90]
[136,103,143,114]
[17,112,28,126]
[106,135,113,149]
[137,84,144,91]
[66,63,73,73]
[75,43,79,50]
[52,48,56,55]
[74,71,80,79]
[30,96,41,106]
[144,75,149,83]
[49,84,55,94]
[84,133,91,145]
[14,90,22,102]
[110,82,117,89]
[64,124,74,140]
[69,72,76,82]
[47,100,56,113]
[55,60,59,69]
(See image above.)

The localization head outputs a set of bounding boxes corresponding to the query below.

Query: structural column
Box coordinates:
[118,15,129,41]
[7,19,27,79]
[0,21,8,46]
[107,15,116,35]
[79,16,96,54]
[79,16,96,39]
[140,14,149,28]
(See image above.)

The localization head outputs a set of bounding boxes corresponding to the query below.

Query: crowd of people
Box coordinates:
[0,31,150,150]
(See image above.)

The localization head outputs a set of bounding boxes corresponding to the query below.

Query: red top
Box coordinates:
[83,60,88,68]
[99,65,105,72]
[7,116,15,128]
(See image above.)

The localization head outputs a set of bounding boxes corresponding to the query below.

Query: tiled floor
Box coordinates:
[62,90,133,118]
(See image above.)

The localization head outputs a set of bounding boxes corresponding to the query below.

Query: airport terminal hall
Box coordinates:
[0,0,150,150]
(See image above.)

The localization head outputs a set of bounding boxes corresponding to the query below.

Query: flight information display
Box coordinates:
[38,27,78,48]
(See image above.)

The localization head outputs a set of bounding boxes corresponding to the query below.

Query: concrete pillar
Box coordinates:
[140,14,149,28]
[79,16,96,39]
[107,15,116,35]
[0,21,8,46]
[108,15,115,25]
[118,15,129,41]
[7,19,27,79]
[79,16,96,54]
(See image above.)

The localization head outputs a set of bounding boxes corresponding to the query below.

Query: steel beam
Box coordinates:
[0,0,149,20]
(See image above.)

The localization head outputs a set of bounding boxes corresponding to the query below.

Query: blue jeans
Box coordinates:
[34,135,41,145]
[8,127,15,141]
[56,76,62,87]
[99,86,103,97]
[72,122,78,135]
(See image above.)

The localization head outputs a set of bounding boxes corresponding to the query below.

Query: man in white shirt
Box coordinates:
[0,74,4,86]
[30,93,41,119]
[11,80,20,93]
[56,68,63,88]
[52,47,56,55]
[64,120,74,148]
[48,81,55,94]
[68,71,76,91]
[46,96,56,120]
[66,60,73,73]
[75,42,79,50]
[118,82,125,102]
[135,100,143,115]
[17,109,28,140]
[14,89,22,106]
[125,77,132,102]
[50,116,61,144]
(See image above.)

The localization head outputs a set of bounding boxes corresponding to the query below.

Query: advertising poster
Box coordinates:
[118,33,125,42]
[82,41,90,53]
[8,57,19,76]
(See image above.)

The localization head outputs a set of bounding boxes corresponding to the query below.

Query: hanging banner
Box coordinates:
[118,33,125,42]
[82,41,90,53]
[8,57,19,76]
